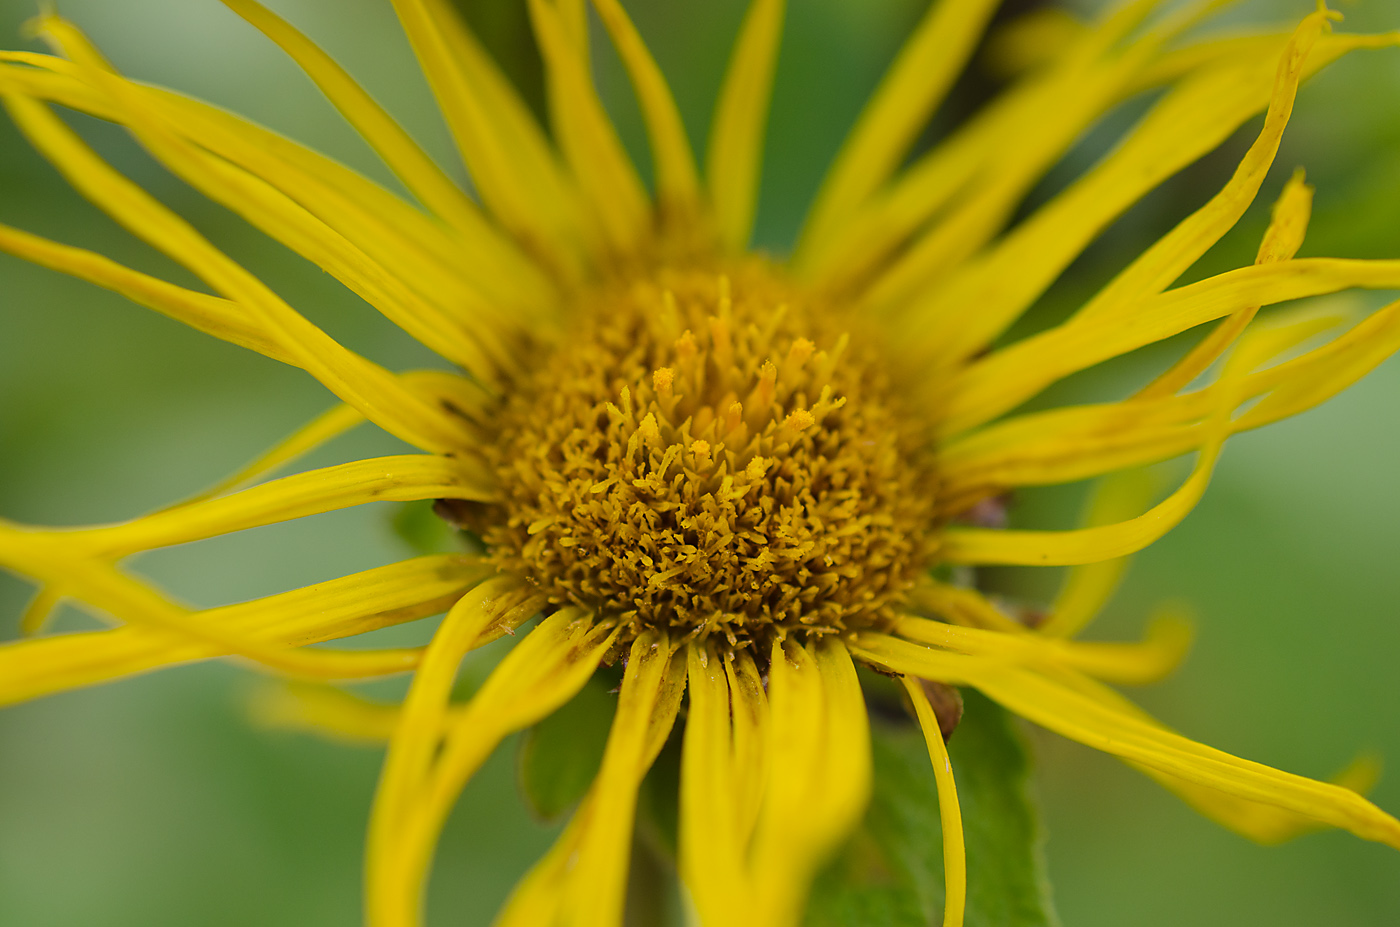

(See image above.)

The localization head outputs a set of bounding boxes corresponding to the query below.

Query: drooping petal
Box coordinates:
[679,643,764,924]
[218,0,501,242]
[366,577,545,927]
[369,610,618,927]
[0,554,492,706]
[1136,168,1313,399]
[488,630,686,927]
[0,88,472,453]
[900,675,966,927]
[0,220,292,363]
[852,634,1400,850]
[23,454,493,560]
[1026,661,1389,847]
[941,310,1332,565]
[747,637,871,927]
[1040,468,1157,638]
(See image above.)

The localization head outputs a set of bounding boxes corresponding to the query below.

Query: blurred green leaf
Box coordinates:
[517,673,617,821]
[389,499,460,555]
[806,691,1057,927]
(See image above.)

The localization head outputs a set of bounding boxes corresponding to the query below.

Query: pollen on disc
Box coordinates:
[471,263,938,652]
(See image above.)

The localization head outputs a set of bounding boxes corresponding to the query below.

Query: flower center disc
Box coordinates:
[478,264,938,651]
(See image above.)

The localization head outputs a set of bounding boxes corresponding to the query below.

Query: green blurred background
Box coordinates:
[1,0,1398,924]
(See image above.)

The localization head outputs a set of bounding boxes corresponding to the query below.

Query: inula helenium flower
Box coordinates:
[2,0,1400,924]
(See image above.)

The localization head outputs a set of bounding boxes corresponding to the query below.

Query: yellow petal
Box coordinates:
[680,641,758,924]
[797,0,1001,259]
[366,576,545,924]
[1136,167,1314,400]
[0,220,293,364]
[371,610,618,927]
[1040,467,1158,638]
[251,681,467,745]
[830,0,1181,305]
[889,25,1391,371]
[895,608,1192,687]
[528,0,650,254]
[935,301,1358,505]
[899,675,966,927]
[35,17,515,383]
[748,637,871,927]
[706,0,784,251]
[941,256,1400,440]
[1,88,471,453]
[389,0,592,272]
[852,633,1400,851]
[27,454,493,560]
[218,0,498,243]
[941,310,1330,565]
[590,0,699,213]
[557,630,686,927]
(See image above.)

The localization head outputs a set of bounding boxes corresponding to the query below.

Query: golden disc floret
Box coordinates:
[475,264,938,651]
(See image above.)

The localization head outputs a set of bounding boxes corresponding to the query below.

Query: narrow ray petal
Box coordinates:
[23,455,493,560]
[1,55,554,313]
[0,531,474,682]
[798,0,1001,258]
[590,0,700,213]
[942,313,1327,565]
[35,18,515,382]
[390,0,593,270]
[0,554,490,707]
[250,681,423,744]
[219,0,497,239]
[680,642,758,924]
[1040,468,1157,638]
[935,302,1358,504]
[829,0,1179,302]
[369,610,618,927]
[890,26,1393,369]
[367,577,545,913]
[852,634,1400,850]
[528,0,650,253]
[0,221,293,363]
[557,630,686,927]
[1,89,471,452]
[18,585,63,637]
[706,0,784,251]
[800,8,1268,287]
[900,675,966,927]
[1137,168,1313,399]
[940,257,1400,439]
[748,638,871,927]
[896,610,1192,686]
[161,369,490,511]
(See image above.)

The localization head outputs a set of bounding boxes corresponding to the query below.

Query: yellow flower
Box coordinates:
[1,1,1399,925]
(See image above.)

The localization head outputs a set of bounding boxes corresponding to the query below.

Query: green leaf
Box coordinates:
[805,690,1058,927]
[517,671,618,821]
[389,499,461,555]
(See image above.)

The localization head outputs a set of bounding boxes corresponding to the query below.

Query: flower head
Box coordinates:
[2,1,1400,925]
